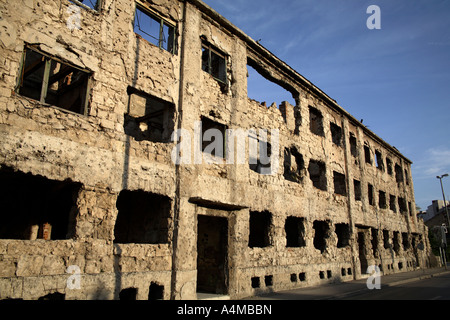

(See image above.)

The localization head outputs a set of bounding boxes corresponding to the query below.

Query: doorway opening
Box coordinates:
[197,215,228,294]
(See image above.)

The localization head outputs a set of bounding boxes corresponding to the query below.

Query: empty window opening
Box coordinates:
[283,146,304,183]
[309,106,324,137]
[249,133,272,174]
[371,228,379,257]
[333,171,347,196]
[383,230,390,249]
[327,270,332,279]
[0,167,81,240]
[285,216,306,248]
[379,190,387,209]
[375,150,384,171]
[319,271,325,279]
[364,144,372,164]
[120,288,138,300]
[202,40,227,84]
[357,231,368,273]
[38,292,65,300]
[16,46,91,115]
[368,184,374,206]
[246,58,296,108]
[335,223,350,248]
[134,4,177,54]
[201,116,227,158]
[125,88,175,143]
[197,215,228,295]
[264,275,273,287]
[402,233,410,250]
[349,133,358,158]
[308,160,327,191]
[251,277,260,289]
[313,220,330,254]
[386,158,393,175]
[393,232,401,255]
[389,195,397,213]
[395,164,404,184]
[249,211,272,248]
[70,0,100,11]
[114,190,171,244]
[330,122,343,146]
[354,179,362,201]
[148,282,164,300]
[299,272,306,281]
[404,169,410,185]
[347,268,352,275]
[341,268,347,276]
[290,274,297,282]
[398,197,407,214]
[408,202,412,216]
[398,262,403,270]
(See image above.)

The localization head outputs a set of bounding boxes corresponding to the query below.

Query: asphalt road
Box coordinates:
[339,272,450,300]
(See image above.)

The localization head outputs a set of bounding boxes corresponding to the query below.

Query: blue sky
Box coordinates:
[202,0,450,211]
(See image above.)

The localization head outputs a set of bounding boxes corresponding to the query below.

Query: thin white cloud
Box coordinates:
[413,146,450,179]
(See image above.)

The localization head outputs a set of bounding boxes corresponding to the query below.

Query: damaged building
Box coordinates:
[0,0,432,300]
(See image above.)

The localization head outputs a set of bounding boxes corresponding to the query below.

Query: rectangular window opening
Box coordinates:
[308,159,327,191]
[383,230,390,249]
[285,216,306,248]
[309,106,324,137]
[249,211,272,248]
[390,195,397,213]
[354,179,362,201]
[264,275,273,287]
[330,122,343,147]
[386,158,393,175]
[201,116,227,158]
[349,133,358,158]
[114,190,171,244]
[148,282,164,300]
[134,4,177,54]
[371,228,379,257]
[249,133,272,174]
[0,167,81,240]
[398,197,407,214]
[125,88,175,143]
[17,46,92,115]
[379,190,387,209]
[364,144,372,164]
[368,184,374,206]
[313,220,330,254]
[395,164,404,184]
[333,171,347,196]
[202,40,227,84]
[251,277,260,289]
[375,150,384,171]
[283,146,304,183]
[335,223,350,248]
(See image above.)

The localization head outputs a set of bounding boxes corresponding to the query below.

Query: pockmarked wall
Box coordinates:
[0,0,432,300]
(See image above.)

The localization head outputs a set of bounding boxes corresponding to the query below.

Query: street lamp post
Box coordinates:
[437,174,450,228]
[437,174,450,268]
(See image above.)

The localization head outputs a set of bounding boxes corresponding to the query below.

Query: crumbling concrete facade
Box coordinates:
[0,0,431,300]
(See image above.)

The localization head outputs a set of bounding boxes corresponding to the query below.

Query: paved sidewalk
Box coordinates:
[249,267,450,300]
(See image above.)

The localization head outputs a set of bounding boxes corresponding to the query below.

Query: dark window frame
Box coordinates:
[16,45,92,116]
[133,3,177,54]
[201,39,228,85]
